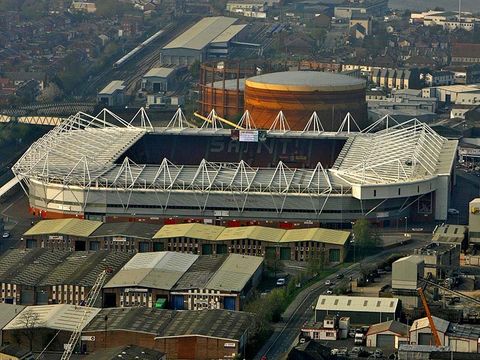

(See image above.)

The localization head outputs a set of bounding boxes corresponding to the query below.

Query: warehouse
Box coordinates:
[153,223,225,255]
[160,17,243,66]
[315,296,400,325]
[97,80,126,107]
[431,224,468,250]
[2,304,100,352]
[89,222,160,252]
[0,304,25,344]
[103,252,198,308]
[22,218,102,250]
[82,307,253,360]
[0,248,131,306]
[409,316,450,346]
[142,67,177,93]
[36,251,132,306]
[170,253,263,310]
[0,249,71,305]
[102,251,262,310]
[366,320,410,349]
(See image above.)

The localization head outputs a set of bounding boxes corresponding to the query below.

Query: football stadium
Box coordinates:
[12,108,458,227]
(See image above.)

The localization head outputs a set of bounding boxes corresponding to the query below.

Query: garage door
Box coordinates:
[376,334,395,349]
[418,333,433,345]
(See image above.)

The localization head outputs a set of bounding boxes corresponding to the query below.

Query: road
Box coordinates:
[253,235,430,360]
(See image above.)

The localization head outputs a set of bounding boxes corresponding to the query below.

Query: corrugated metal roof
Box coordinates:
[411,316,450,334]
[0,304,25,331]
[4,304,100,332]
[172,255,227,291]
[315,295,399,313]
[90,222,160,239]
[163,17,238,50]
[217,226,286,242]
[99,80,125,95]
[205,253,263,292]
[280,228,350,245]
[104,252,198,290]
[211,24,247,43]
[24,218,102,237]
[143,67,176,78]
[153,223,225,241]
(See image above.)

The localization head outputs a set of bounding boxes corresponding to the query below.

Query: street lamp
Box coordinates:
[404,216,408,234]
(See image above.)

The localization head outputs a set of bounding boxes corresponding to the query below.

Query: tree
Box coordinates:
[16,310,40,351]
[352,218,378,256]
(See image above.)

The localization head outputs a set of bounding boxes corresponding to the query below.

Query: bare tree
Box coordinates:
[16,309,40,351]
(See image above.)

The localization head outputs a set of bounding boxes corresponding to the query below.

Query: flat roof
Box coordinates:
[315,296,399,313]
[153,223,225,241]
[280,228,351,245]
[99,80,125,95]
[90,222,160,239]
[211,24,247,43]
[216,226,286,242]
[4,304,100,332]
[143,67,176,79]
[104,252,198,290]
[163,17,238,51]
[245,71,366,92]
[84,307,252,341]
[205,254,263,292]
[432,224,467,243]
[24,218,102,237]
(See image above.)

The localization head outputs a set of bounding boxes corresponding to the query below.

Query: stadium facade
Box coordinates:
[12,108,458,227]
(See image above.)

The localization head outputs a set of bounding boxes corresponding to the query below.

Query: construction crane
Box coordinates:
[417,285,442,347]
[60,267,112,360]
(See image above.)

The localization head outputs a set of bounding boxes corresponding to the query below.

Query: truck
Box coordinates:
[354,329,366,345]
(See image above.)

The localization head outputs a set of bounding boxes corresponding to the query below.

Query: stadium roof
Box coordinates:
[315,296,399,313]
[153,223,225,241]
[163,17,238,51]
[4,304,100,332]
[24,218,102,237]
[205,254,263,292]
[12,109,458,212]
[84,307,252,341]
[280,228,351,245]
[104,252,198,290]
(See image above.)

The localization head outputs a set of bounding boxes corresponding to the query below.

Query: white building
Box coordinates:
[410,11,479,32]
[425,71,455,87]
[366,320,410,349]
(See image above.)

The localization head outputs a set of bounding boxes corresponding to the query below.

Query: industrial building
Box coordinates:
[89,221,160,252]
[141,67,177,93]
[244,71,368,131]
[2,304,100,352]
[413,242,461,279]
[102,251,263,310]
[366,320,410,349]
[408,316,480,352]
[82,307,253,360]
[22,218,103,250]
[97,80,126,107]
[432,224,468,250]
[21,219,350,265]
[334,0,389,19]
[12,107,458,226]
[0,248,131,305]
[159,17,246,65]
[315,295,400,325]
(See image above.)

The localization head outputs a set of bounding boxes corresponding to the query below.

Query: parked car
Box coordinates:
[325,288,333,295]
[448,208,460,215]
[324,279,334,286]
[348,329,357,338]
[2,232,10,238]
[276,278,286,286]
[336,273,344,279]
[373,349,383,358]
